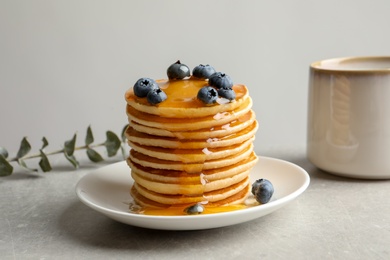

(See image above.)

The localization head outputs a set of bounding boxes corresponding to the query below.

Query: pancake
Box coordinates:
[128,145,255,173]
[130,183,250,209]
[125,120,258,149]
[131,177,250,205]
[128,136,254,163]
[131,168,250,195]
[125,78,249,118]
[128,109,256,140]
[124,71,259,214]
[127,153,258,184]
[126,97,252,131]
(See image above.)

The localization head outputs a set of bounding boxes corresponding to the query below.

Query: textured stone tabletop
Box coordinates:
[1,149,390,260]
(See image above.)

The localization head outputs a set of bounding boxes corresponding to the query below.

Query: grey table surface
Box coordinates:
[1,148,390,260]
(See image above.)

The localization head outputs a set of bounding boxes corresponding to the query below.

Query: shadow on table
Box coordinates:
[57,200,273,251]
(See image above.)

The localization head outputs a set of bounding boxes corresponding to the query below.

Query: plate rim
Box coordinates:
[75,156,310,228]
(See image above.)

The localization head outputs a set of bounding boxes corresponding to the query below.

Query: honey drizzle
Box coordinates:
[139,204,248,216]
[126,78,247,109]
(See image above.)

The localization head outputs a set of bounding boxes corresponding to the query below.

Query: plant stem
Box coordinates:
[8,143,106,162]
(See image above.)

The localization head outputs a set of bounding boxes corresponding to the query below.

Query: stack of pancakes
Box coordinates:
[124,78,258,210]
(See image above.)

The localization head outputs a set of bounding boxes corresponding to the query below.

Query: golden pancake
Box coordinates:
[127,146,255,174]
[132,177,250,205]
[127,153,258,184]
[126,97,252,132]
[125,120,258,149]
[131,168,250,195]
[125,78,249,118]
[130,183,250,209]
[128,110,256,139]
[128,137,254,164]
[124,66,259,215]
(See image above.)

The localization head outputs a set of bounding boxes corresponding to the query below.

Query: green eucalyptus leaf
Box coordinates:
[85,125,94,146]
[121,124,128,142]
[41,137,49,150]
[0,147,9,159]
[64,134,77,156]
[39,150,52,172]
[105,131,121,157]
[16,137,31,158]
[0,155,13,176]
[64,152,79,169]
[17,158,37,172]
[87,148,104,162]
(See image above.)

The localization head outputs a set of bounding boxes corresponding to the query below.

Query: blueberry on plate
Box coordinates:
[209,72,233,89]
[184,203,204,215]
[192,64,216,79]
[218,88,236,101]
[147,88,167,105]
[197,86,218,104]
[133,78,159,98]
[251,179,274,204]
[167,60,191,80]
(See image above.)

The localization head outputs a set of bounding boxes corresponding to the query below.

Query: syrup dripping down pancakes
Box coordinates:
[125,77,258,212]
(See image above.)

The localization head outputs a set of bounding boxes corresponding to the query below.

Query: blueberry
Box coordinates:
[197,86,218,104]
[209,72,233,89]
[167,60,191,79]
[146,88,167,105]
[184,203,204,215]
[251,179,274,204]
[218,88,236,101]
[133,78,159,98]
[192,64,216,79]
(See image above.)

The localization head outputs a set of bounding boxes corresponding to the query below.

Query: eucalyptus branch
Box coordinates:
[7,142,106,162]
[0,125,129,177]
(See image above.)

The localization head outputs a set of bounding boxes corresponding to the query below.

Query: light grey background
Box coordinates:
[1,0,390,156]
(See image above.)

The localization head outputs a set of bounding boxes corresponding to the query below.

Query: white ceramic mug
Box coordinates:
[307,56,390,179]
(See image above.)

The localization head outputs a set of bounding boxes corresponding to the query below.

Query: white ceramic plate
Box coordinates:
[75,157,310,230]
